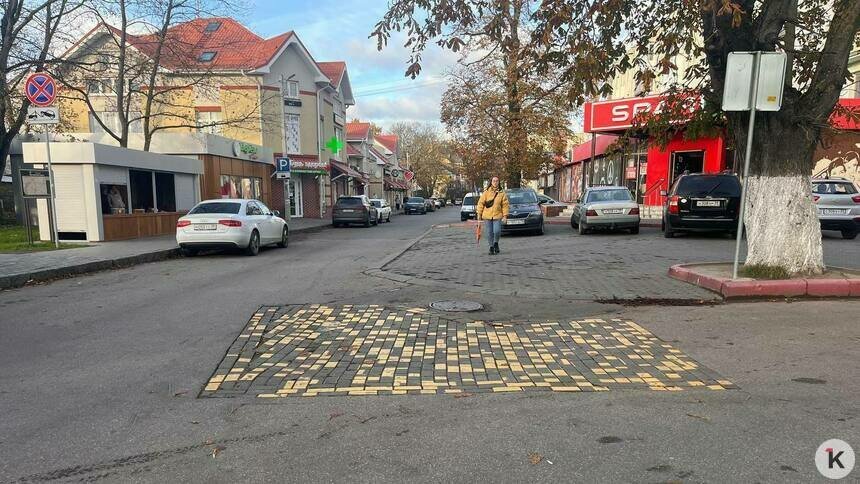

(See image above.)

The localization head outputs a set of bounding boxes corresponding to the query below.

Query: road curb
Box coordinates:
[668,263,860,299]
[0,223,332,291]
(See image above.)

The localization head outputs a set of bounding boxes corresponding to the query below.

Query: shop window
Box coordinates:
[100,184,128,214]
[219,175,261,200]
[129,169,154,212]
[155,172,176,212]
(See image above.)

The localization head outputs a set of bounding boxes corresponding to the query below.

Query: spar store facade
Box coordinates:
[552,94,860,208]
[573,94,731,208]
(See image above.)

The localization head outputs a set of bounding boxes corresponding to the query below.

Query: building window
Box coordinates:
[195,110,222,134]
[219,175,262,200]
[90,111,142,134]
[285,114,300,153]
[86,79,111,95]
[129,169,154,212]
[198,51,217,62]
[204,21,221,32]
[154,172,176,212]
[285,80,299,99]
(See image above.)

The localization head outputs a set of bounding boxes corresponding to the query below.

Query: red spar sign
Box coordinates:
[584,94,700,133]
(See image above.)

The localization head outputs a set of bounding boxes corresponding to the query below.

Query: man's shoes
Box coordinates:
[489,246,495,255]
[493,242,500,254]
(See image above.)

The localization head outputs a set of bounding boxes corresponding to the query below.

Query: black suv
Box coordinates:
[404,197,427,215]
[662,173,742,238]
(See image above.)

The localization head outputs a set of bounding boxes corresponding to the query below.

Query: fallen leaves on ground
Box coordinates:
[528,452,543,465]
[211,445,226,458]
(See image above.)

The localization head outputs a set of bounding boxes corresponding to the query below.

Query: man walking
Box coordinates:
[476,176,510,255]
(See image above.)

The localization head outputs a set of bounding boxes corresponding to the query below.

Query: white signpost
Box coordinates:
[24,72,60,248]
[722,51,787,279]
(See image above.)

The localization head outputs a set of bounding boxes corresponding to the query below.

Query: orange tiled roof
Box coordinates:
[105,18,293,71]
[375,134,398,153]
[346,122,370,140]
[317,61,346,86]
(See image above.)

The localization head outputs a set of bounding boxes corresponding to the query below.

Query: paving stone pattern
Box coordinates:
[200,304,734,398]
[382,225,860,300]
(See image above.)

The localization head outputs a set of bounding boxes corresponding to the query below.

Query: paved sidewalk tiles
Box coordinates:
[200,304,734,399]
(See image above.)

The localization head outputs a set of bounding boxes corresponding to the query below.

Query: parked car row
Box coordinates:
[332,195,397,227]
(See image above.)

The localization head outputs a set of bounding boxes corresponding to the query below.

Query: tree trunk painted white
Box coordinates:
[743,175,824,275]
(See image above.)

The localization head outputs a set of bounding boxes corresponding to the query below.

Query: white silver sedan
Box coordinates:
[176,199,289,256]
[570,186,640,235]
[370,198,393,223]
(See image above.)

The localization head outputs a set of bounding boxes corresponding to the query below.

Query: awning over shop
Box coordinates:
[330,160,368,183]
[565,135,619,166]
[384,177,408,190]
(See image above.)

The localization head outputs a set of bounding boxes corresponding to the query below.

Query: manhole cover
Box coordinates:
[429,300,484,312]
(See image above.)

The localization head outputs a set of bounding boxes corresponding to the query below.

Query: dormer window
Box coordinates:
[198,51,216,62]
[204,21,221,32]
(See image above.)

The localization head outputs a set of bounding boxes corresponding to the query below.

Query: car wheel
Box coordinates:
[663,221,675,238]
[364,216,371,228]
[332,221,340,228]
[387,214,391,223]
[631,225,640,235]
[181,246,197,257]
[842,229,858,240]
[277,226,289,248]
[245,230,260,256]
[577,219,587,235]
[372,215,379,226]
[570,216,578,229]
[536,223,544,236]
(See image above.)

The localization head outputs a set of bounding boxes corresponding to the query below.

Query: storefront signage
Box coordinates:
[232,141,259,160]
[585,94,699,132]
[403,170,414,181]
[276,157,291,179]
[625,166,637,179]
[291,158,329,174]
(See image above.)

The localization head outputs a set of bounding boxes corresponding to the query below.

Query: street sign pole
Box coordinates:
[732,51,761,279]
[45,126,59,248]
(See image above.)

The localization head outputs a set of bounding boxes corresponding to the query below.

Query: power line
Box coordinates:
[354,80,447,97]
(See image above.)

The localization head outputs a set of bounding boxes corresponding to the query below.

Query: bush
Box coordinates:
[739,264,791,280]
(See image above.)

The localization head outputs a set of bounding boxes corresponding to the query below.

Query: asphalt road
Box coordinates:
[1,207,857,483]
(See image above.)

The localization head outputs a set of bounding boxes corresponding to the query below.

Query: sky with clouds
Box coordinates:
[246,0,460,129]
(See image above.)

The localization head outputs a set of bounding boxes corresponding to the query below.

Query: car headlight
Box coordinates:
[529,210,542,216]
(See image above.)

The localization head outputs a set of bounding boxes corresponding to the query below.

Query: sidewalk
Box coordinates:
[0,217,332,290]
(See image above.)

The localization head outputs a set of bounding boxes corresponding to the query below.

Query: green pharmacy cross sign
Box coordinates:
[325,136,344,154]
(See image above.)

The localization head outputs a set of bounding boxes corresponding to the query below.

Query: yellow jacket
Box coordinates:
[476,187,510,220]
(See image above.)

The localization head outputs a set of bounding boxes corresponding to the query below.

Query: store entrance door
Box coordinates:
[670,150,705,184]
[290,177,303,217]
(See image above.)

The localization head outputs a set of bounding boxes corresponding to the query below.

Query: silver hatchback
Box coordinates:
[812,178,860,239]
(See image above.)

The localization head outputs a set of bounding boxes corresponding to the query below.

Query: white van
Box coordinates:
[460,192,479,221]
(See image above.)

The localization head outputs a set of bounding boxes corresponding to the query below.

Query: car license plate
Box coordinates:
[697,200,721,207]
[603,209,623,214]
[505,219,525,225]
[342,209,354,213]
[194,224,216,231]
[819,208,847,215]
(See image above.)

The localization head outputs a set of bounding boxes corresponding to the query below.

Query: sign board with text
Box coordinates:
[584,94,699,133]
[20,169,51,197]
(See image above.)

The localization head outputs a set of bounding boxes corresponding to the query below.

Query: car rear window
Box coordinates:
[407,197,424,203]
[189,202,241,214]
[336,197,363,207]
[675,176,741,197]
[587,189,632,203]
[507,190,538,204]
[370,201,382,207]
[812,182,857,195]
[463,196,476,205]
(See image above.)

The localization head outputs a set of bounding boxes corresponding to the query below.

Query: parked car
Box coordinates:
[537,194,562,206]
[812,177,860,239]
[370,198,393,223]
[571,186,640,235]
[404,196,427,214]
[460,192,478,221]
[176,199,288,256]
[433,198,443,208]
[502,188,545,235]
[454,198,463,206]
[662,173,741,238]
[332,195,378,227]
[438,198,447,207]
[425,198,436,212]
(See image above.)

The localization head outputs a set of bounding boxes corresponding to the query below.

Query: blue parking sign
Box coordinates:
[276,157,291,173]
